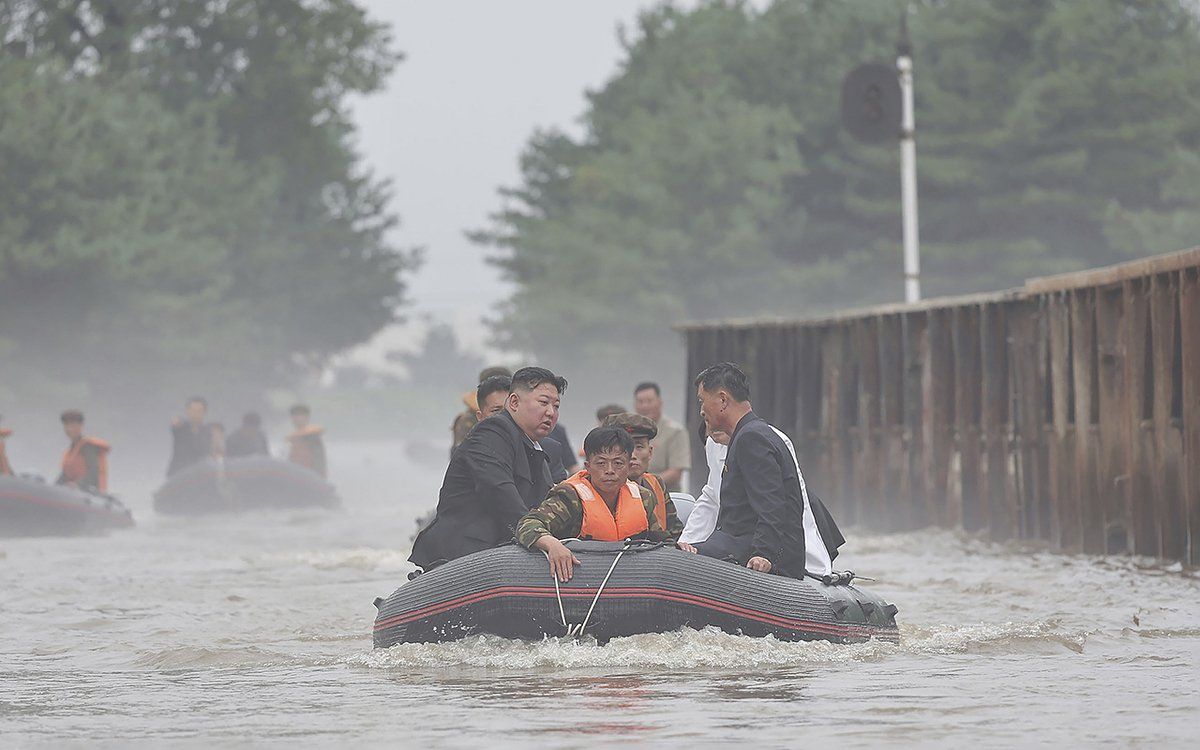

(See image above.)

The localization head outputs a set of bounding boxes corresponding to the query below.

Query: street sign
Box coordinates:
[840,63,901,143]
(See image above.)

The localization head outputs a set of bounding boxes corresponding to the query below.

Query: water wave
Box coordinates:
[348,619,1089,671]
[247,547,412,572]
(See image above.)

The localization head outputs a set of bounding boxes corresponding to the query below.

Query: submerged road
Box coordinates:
[1,440,1197,746]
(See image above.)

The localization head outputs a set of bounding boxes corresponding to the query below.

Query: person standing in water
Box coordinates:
[57,410,111,493]
[224,412,270,458]
[167,397,220,476]
[286,404,327,477]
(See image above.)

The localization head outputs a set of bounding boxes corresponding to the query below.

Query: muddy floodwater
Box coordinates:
[2,441,1198,747]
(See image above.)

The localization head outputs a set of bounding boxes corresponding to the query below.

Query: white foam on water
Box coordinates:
[348,618,1091,672]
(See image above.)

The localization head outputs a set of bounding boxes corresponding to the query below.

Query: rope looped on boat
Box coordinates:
[543,538,633,637]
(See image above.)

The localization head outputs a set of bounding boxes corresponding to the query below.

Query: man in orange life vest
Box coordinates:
[601,412,684,541]
[286,404,327,478]
[56,410,110,493]
[516,426,691,582]
[0,416,13,476]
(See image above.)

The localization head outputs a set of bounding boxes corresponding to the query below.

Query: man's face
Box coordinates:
[476,390,507,422]
[634,389,662,422]
[291,412,309,431]
[186,401,207,425]
[508,383,560,441]
[63,421,83,442]
[585,446,631,496]
[696,385,729,434]
[628,435,652,479]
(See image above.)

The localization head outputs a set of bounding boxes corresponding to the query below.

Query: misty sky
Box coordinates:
[347,0,672,369]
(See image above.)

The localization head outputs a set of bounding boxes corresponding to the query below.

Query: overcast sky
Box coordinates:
[347,0,667,368]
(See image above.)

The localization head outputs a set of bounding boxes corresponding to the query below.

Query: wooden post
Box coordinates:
[902,312,928,529]
[953,305,984,532]
[1121,279,1158,556]
[980,302,1015,540]
[1070,289,1105,554]
[1150,273,1186,560]
[923,309,955,528]
[855,317,884,529]
[878,314,906,529]
[1179,268,1200,566]
[1095,285,1130,553]
[1046,293,1079,551]
[1008,299,1047,541]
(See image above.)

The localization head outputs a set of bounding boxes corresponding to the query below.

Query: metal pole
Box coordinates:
[898,23,920,303]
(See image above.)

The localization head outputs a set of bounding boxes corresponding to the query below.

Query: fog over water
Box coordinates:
[2,441,1197,746]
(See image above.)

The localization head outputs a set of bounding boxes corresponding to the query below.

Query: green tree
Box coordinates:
[0,1,416,435]
[477,0,1200,375]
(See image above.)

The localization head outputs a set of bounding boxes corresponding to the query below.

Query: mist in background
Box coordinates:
[3,0,1199,478]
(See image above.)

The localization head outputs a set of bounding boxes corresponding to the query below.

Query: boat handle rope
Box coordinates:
[542,538,633,637]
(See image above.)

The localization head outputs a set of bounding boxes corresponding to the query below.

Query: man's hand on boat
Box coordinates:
[746,556,773,573]
[534,535,581,582]
[677,542,698,554]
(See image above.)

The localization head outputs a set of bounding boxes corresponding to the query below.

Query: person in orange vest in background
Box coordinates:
[286,404,327,477]
[601,412,684,541]
[0,415,14,476]
[56,410,110,493]
[515,426,690,582]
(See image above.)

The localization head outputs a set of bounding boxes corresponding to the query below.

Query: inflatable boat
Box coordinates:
[373,539,899,647]
[0,474,134,536]
[153,456,338,515]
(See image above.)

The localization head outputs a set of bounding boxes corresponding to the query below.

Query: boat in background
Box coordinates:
[0,474,134,536]
[153,456,338,515]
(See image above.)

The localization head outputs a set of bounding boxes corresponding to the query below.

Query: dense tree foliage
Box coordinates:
[477,0,1200,372]
[0,0,414,422]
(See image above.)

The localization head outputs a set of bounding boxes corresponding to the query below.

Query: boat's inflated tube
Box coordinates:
[0,474,134,537]
[153,456,338,515]
[373,540,899,647]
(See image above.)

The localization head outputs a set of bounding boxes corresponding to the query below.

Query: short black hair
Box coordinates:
[595,403,626,422]
[634,381,660,397]
[60,409,84,424]
[242,412,262,428]
[694,362,751,402]
[187,396,208,408]
[289,403,311,416]
[511,366,567,395]
[477,375,512,408]
[582,426,634,458]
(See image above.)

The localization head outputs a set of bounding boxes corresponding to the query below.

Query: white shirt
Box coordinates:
[679,426,833,575]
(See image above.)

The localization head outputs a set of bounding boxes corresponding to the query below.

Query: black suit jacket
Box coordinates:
[716,411,807,576]
[410,410,553,568]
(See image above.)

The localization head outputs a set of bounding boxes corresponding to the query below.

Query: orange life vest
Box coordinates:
[61,436,110,492]
[641,472,669,530]
[0,428,12,476]
[566,470,649,542]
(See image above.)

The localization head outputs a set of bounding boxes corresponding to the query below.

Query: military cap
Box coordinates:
[601,412,657,440]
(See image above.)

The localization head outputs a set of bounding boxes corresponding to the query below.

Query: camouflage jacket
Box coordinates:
[515,479,675,549]
[639,472,684,541]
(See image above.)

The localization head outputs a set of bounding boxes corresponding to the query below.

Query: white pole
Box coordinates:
[897,53,921,303]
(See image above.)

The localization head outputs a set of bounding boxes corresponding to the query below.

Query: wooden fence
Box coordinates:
[680,247,1200,564]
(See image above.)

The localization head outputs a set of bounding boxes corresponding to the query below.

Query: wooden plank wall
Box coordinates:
[682,248,1200,565]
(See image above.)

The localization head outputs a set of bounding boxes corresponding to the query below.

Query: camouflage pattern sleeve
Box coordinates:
[514,486,585,548]
[662,495,684,541]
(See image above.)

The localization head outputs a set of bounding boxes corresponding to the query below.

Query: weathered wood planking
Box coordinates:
[679,247,1200,563]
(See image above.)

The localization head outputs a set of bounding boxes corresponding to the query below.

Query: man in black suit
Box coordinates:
[410,366,568,570]
[691,362,808,578]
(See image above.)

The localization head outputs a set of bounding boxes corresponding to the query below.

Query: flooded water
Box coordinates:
[2,440,1198,747]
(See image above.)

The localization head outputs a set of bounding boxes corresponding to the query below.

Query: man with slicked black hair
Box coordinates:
[411,366,569,570]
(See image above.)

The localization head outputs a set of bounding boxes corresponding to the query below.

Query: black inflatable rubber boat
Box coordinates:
[373,540,899,647]
[153,456,338,515]
[0,474,134,536]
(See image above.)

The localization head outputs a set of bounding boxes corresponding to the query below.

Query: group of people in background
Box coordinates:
[418,361,843,583]
[0,398,328,496]
[166,397,328,479]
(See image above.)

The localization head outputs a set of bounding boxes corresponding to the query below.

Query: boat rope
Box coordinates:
[543,539,633,637]
[805,570,876,586]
